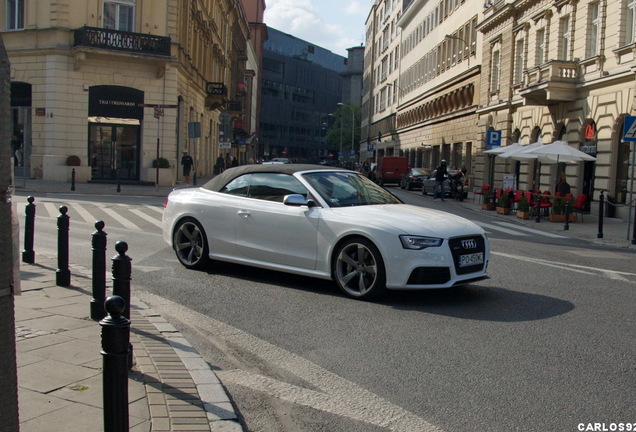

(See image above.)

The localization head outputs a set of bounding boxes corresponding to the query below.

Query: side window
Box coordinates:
[220,174,251,197]
[6,0,24,30]
[247,173,308,202]
[103,0,135,32]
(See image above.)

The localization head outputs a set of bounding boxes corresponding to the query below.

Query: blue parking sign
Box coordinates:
[623,116,636,141]
[487,130,502,146]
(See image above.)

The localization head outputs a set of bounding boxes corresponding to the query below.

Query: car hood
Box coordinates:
[328,204,484,238]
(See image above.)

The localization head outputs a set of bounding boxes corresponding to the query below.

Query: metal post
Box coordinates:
[116,169,121,193]
[535,193,541,223]
[597,190,605,239]
[91,221,108,321]
[100,295,130,432]
[564,200,571,231]
[112,241,133,368]
[22,196,35,263]
[71,168,76,191]
[56,206,71,286]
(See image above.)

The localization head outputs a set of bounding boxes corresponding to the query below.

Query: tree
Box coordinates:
[0,34,20,431]
[326,104,361,159]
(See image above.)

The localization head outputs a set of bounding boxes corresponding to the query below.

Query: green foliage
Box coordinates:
[325,104,361,153]
[482,190,492,205]
[518,194,529,212]
[498,192,510,208]
[552,197,564,215]
[66,155,81,166]
[152,157,170,168]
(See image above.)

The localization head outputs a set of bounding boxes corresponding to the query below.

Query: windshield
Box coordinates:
[303,171,402,207]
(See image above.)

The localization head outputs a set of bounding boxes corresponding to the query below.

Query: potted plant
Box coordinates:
[516,194,531,219]
[66,155,81,166]
[152,157,170,168]
[549,196,575,222]
[481,190,495,210]
[496,191,511,215]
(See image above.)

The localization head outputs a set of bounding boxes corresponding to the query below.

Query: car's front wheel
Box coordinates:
[173,218,210,269]
[333,238,386,300]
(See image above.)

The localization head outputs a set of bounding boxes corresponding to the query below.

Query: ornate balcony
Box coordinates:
[205,82,228,111]
[518,60,579,104]
[73,26,171,57]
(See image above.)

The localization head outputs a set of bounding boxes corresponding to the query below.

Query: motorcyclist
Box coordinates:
[433,160,448,201]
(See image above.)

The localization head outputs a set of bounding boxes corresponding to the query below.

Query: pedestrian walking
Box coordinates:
[181,150,194,185]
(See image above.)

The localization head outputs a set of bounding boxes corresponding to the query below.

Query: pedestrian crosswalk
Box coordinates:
[476,221,568,238]
[15,198,164,232]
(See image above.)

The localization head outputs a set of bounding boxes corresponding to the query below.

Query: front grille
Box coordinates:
[448,235,486,275]
[407,267,451,285]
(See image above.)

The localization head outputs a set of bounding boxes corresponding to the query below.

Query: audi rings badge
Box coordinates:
[461,239,477,250]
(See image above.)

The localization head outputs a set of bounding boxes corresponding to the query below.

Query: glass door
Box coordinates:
[89,124,139,181]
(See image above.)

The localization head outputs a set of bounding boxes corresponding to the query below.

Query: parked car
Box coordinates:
[400,168,430,190]
[163,164,490,300]
[421,169,463,197]
[377,156,409,186]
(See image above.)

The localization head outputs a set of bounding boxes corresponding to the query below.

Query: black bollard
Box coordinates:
[632,201,636,245]
[597,190,605,239]
[71,168,76,191]
[535,193,541,223]
[90,221,108,321]
[56,206,71,286]
[112,241,133,368]
[22,196,35,263]
[564,200,571,231]
[100,295,130,432]
[116,169,121,193]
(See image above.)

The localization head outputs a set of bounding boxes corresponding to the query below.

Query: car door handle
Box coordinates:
[237,210,250,217]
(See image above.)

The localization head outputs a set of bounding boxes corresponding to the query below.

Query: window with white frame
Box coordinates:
[536,28,546,65]
[627,0,636,45]
[587,2,600,57]
[6,0,24,30]
[490,43,501,92]
[559,16,572,60]
[103,0,136,31]
[514,36,525,84]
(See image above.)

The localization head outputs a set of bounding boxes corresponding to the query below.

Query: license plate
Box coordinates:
[459,252,484,267]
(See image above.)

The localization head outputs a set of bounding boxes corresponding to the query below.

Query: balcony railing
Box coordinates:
[73,26,171,57]
[523,60,578,87]
[518,60,579,103]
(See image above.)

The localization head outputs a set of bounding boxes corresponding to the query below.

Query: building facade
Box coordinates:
[2,0,259,185]
[477,0,636,217]
[259,27,346,162]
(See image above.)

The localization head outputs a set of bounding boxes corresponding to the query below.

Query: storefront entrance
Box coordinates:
[88,123,140,181]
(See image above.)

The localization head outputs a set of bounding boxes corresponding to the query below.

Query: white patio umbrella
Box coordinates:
[522,140,596,164]
[484,142,521,156]
[499,142,544,160]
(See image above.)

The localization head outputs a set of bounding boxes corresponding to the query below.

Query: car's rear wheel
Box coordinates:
[333,237,386,300]
[173,218,210,269]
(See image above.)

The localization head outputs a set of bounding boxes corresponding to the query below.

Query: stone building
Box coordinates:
[475,0,636,217]
[2,0,260,185]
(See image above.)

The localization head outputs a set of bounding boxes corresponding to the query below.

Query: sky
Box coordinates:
[263,0,370,57]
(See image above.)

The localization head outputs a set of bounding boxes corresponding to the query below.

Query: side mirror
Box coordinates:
[283,194,316,207]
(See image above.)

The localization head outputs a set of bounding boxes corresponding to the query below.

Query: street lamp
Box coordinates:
[329,113,342,161]
[337,102,355,160]
[445,34,471,67]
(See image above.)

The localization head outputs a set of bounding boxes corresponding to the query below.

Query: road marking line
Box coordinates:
[493,221,568,238]
[129,208,163,229]
[144,205,164,214]
[476,221,529,236]
[136,292,444,432]
[72,202,99,224]
[95,203,142,231]
[42,202,59,218]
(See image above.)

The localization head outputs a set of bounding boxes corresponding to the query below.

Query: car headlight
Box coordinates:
[399,235,443,250]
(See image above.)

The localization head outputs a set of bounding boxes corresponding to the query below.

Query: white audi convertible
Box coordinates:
[162,164,490,300]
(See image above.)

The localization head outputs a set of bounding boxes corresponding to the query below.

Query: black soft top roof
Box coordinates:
[201,164,349,192]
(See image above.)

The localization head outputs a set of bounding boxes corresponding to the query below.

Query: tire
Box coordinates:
[333,237,387,300]
[172,218,210,270]
[406,182,413,191]
[422,185,428,195]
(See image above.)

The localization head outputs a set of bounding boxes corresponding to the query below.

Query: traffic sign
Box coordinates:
[486,130,502,146]
[623,116,636,141]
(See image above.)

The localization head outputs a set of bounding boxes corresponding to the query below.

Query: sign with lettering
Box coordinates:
[88,85,144,120]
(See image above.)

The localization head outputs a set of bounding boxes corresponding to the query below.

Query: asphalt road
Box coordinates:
[18,191,636,432]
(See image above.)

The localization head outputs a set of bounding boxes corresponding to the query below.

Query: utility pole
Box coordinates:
[0,34,20,432]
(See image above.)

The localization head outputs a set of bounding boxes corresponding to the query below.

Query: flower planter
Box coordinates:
[496,207,511,215]
[481,203,495,210]
[549,214,576,223]
[516,211,531,220]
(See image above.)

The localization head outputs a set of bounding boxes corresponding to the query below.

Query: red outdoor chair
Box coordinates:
[571,194,589,221]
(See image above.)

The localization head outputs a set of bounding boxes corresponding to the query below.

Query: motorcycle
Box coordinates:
[448,172,466,201]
